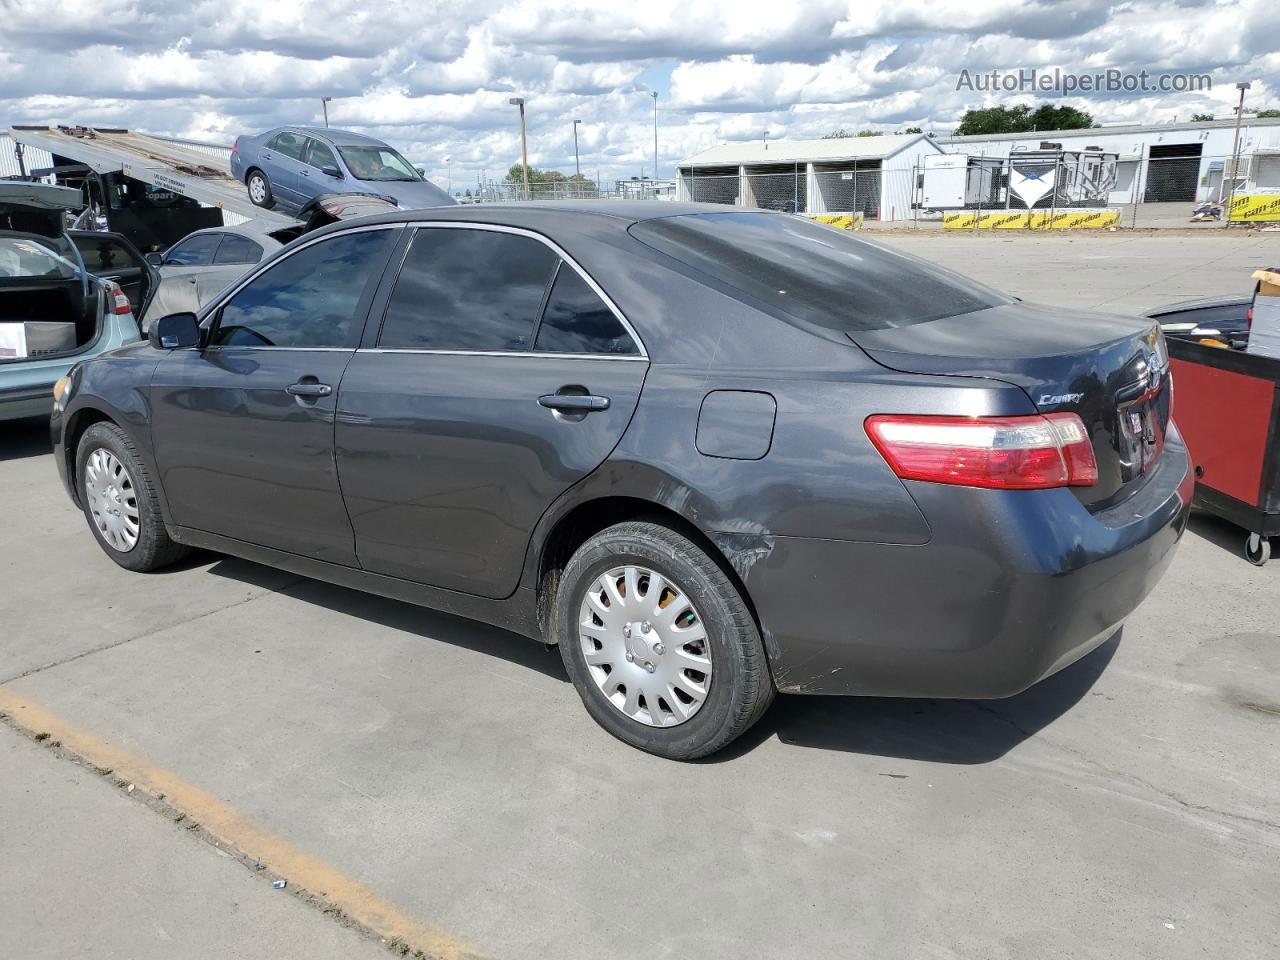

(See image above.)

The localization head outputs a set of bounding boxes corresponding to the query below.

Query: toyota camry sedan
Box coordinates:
[51,203,1192,760]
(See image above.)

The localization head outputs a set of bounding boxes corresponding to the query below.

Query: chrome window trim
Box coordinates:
[386,220,648,359]
[357,348,646,361]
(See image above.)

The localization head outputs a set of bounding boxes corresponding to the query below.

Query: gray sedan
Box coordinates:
[52,203,1191,760]
[141,224,285,330]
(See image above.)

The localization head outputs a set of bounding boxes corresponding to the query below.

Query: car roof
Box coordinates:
[303,200,783,233]
[175,222,287,248]
[280,126,388,148]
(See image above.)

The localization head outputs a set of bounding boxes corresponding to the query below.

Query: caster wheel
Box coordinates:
[1245,533,1271,567]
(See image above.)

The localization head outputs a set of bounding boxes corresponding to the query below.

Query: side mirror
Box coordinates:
[144,251,163,267]
[415,167,426,177]
[321,166,343,179]
[149,312,201,350]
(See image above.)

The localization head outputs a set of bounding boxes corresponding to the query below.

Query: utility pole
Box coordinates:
[650,91,659,181]
[572,119,582,179]
[321,96,333,128]
[509,98,530,200]
[1223,81,1251,218]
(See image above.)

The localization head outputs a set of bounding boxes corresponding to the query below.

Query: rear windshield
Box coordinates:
[0,236,79,281]
[629,212,1008,331]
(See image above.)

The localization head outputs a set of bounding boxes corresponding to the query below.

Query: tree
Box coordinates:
[902,126,923,134]
[823,128,855,138]
[856,130,882,137]
[1191,113,1215,121]
[1258,109,1280,119]
[954,103,1094,136]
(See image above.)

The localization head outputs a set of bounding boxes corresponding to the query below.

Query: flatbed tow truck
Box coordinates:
[8,125,299,251]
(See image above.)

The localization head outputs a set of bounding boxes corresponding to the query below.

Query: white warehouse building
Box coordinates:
[676,133,945,221]
[938,116,1280,205]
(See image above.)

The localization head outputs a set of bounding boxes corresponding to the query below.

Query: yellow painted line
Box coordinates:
[0,688,482,960]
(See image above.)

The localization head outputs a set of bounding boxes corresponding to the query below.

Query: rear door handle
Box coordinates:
[538,394,610,412]
[287,381,332,398]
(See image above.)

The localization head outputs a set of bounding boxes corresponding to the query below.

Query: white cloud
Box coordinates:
[1,0,1276,189]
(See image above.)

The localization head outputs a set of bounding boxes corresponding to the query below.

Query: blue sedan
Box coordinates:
[229,127,455,214]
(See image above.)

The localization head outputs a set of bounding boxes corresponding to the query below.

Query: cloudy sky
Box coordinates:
[1,0,1275,191]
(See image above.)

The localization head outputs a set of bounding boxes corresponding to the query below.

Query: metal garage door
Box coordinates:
[1144,143,1202,202]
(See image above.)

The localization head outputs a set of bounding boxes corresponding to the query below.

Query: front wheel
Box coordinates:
[246,170,274,208]
[554,520,774,760]
[76,422,190,572]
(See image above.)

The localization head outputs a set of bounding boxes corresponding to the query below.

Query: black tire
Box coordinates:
[246,169,274,209]
[554,520,774,760]
[76,422,190,572]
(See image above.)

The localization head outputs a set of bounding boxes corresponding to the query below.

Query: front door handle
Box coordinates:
[538,393,610,413]
[286,380,332,398]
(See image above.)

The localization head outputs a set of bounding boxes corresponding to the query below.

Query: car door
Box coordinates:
[69,230,158,320]
[262,132,308,207]
[300,139,345,204]
[145,232,223,322]
[149,226,400,564]
[335,224,648,599]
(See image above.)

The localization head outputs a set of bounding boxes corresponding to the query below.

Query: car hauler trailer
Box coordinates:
[8,126,297,252]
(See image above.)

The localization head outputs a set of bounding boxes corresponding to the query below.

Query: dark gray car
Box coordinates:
[51,204,1192,759]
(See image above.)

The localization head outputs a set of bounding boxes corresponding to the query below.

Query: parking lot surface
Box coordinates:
[3,231,1278,960]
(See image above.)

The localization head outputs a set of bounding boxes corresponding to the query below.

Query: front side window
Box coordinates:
[213,234,264,265]
[164,233,220,266]
[338,146,419,182]
[305,139,338,171]
[379,228,558,351]
[212,229,394,348]
[534,266,637,355]
[268,132,306,161]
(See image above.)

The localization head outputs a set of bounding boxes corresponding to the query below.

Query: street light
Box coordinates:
[1223,81,1252,218]
[442,155,452,195]
[321,96,333,128]
[509,97,529,201]
[572,119,582,179]
[649,91,658,181]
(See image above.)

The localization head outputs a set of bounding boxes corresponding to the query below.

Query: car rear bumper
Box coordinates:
[733,424,1193,698]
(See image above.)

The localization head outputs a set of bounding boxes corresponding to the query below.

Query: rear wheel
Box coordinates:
[246,170,274,208]
[554,521,774,760]
[76,422,190,572]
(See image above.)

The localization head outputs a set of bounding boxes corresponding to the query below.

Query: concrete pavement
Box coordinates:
[2,230,1278,959]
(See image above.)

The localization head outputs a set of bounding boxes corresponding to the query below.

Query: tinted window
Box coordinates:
[629,213,1009,331]
[74,236,142,273]
[305,139,338,171]
[213,234,264,265]
[534,266,636,355]
[379,228,557,351]
[268,132,306,160]
[213,230,394,348]
[164,233,221,266]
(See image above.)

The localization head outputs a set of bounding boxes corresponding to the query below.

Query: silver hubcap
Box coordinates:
[249,176,266,202]
[84,448,140,553]
[578,565,712,727]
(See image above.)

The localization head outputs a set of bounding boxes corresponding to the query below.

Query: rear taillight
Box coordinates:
[107,281,131,315]
[865,413,1098,490]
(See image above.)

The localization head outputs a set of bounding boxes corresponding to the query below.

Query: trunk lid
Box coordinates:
[852,301,1171,509]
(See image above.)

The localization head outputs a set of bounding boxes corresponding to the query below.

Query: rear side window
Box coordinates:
[534,266,636,355]
[164,233,220,266]
[213,234,264,265]
[212,229,394,348]
[379,228,558,351]
[629,213,1008,331]
[268,132,306,160]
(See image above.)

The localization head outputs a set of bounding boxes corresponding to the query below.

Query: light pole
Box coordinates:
[509,97,529,201]
[650,91,658,181]
[442,155,452,195]
[1223,81,1251,218]
[572,119,581,180]
[321,96,333,128]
